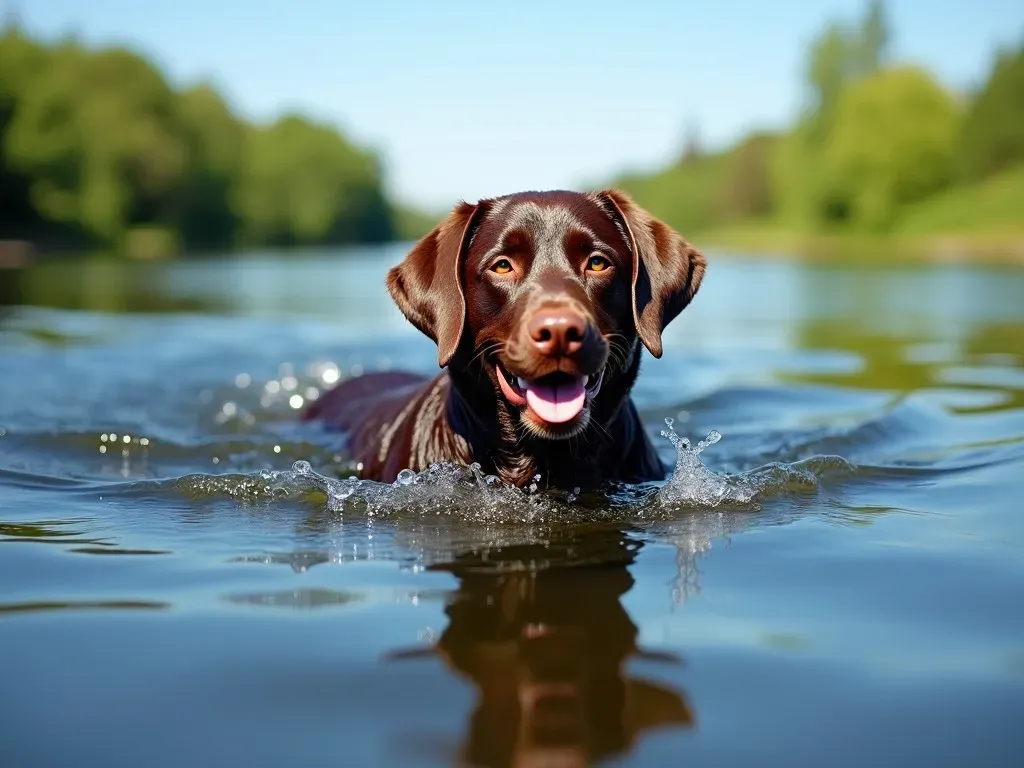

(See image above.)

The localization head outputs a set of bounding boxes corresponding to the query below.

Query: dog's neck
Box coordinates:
[442,344,658,489]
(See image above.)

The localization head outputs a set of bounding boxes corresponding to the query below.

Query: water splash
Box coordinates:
[169,415,855,520]
[257,458,554,522]
[657,418,730,505]
[656,417,853,507]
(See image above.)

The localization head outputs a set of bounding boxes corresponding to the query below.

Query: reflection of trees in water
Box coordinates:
[4,257,222,314]
[785,263,1024,412]
[785,315,1024,412]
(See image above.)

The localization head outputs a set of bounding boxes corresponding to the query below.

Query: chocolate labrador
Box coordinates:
[302,188,706,489]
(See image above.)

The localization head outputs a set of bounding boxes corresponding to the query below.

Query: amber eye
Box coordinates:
[586,254,612,272]
[490,258,514,274]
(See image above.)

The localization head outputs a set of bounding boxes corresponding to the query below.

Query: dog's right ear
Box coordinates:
[386,201,488,368]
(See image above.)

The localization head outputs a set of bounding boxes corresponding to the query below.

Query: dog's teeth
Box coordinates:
[517,377,528,390]
[582,375,590,386]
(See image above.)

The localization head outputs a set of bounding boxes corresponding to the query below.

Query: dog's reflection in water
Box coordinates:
[386,528,694,767]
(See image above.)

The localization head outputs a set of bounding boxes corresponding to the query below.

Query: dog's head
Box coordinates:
[387,189,706,439]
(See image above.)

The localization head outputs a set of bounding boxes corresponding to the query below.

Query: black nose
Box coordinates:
[528,306,588,357]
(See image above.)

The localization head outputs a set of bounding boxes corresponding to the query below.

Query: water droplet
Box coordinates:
[396,469,416,486]
[288,394,304,409]
[235,373,251,388]
[292,460,312,475]
[273,445,281,454]
[694,430,722,455]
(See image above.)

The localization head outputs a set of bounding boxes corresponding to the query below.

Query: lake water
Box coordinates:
[1,245,1023,767]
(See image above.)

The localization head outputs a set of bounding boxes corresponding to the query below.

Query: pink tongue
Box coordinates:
[523,377,586,423]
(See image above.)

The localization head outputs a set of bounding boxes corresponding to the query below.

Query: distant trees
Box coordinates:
[818,66,960,230]
[615,0,1024,239]
[957,41,1024,182]
[718,132,778,221]
[775,0,900,229]
[0,24,398,254]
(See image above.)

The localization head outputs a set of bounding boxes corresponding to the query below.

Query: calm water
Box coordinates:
[2,246,1023,767]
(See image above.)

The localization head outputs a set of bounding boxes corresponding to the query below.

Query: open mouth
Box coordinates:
[495,365,604,424]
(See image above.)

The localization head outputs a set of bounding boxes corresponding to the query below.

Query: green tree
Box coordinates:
[237,115,394,246]
[717,132,778,220]
[958,40,1024,181]
[0,26,51,239]
[854,0,890,77]
[820,66,961,230]
[807,24,853,129]
[4,42,188,242]
[774,0,896,227]
[174,83,246,249]
[0,27,404,253]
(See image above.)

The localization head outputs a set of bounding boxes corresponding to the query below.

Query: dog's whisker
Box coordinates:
[469,339,504,369]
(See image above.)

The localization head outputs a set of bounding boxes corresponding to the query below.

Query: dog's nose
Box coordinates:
[528,307,588,357]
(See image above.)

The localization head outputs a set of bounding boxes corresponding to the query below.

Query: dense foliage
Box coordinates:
[614,0,1024,239]
[3,1,1021,255]
[0,26,397,254]
[957,42,1024,183]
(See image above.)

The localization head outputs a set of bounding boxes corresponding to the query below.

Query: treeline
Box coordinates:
[0,24,417,256]
[615,0,1024,238]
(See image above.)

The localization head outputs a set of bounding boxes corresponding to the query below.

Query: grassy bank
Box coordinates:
[670,164,1024,266]
[689,227,1024,266]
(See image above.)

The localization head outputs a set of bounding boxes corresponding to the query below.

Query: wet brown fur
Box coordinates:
[302,189,706,489]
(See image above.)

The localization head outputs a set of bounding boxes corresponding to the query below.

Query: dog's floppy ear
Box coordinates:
[594,188,707,358]
[386,200,488,368]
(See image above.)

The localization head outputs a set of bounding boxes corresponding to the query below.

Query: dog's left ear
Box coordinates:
[594,188,707,358]
[386,200,488,368]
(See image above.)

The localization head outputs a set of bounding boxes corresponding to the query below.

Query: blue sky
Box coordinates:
[17,0,1024,210]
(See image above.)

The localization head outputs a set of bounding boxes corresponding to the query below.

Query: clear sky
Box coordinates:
[17,0,1024,210]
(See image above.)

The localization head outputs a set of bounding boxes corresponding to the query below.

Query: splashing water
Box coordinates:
[655,417,852,507]
[168,415,855,521]
[263,458,555,522]
[656,417,733,505]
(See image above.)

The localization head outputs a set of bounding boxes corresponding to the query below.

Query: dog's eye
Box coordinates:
[586,255,612,272]
[490,259,514,274]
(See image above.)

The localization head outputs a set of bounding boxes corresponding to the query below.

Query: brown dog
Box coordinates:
[302,189,706,489]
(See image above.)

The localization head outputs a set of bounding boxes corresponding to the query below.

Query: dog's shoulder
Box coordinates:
[301,370,433,432]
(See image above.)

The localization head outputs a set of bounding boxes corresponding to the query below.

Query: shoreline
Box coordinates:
[11,231,1024,268]
[688,229,1024,266]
